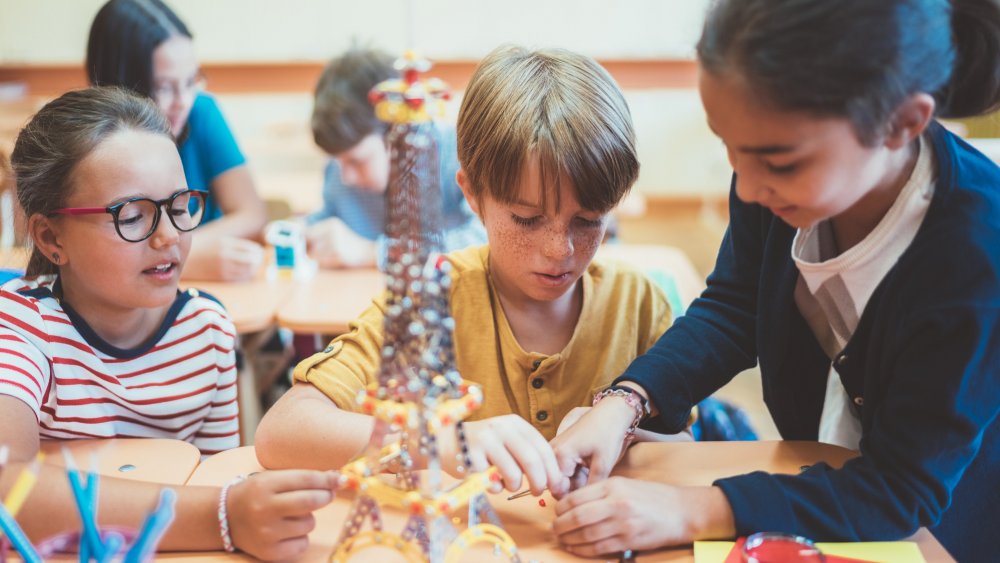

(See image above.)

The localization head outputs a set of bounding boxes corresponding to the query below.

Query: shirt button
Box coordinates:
[853,396,864,407]
[531,359,542,371]
[536,410,549,422]
[531,378,543,389]
[836,354,848,367]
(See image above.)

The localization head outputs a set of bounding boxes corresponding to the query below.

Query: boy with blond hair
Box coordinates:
[257,45,672,497]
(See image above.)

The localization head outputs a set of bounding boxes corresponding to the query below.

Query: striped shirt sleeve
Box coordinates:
[0,324,50,418]
[190,307,240,454]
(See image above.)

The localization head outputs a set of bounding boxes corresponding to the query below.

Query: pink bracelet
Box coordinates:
[218,475,246,553]
[592,387,646,444]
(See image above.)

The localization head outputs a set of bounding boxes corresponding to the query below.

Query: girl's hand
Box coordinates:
[550,397,636,494]
[226,469,337,561]
[553,478,735,557]
[439,414,569,498]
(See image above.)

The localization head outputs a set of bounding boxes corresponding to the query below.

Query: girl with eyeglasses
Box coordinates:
[0,87,334,560]
[86,0,268,282]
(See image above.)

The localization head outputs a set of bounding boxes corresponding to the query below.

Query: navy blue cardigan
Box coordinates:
[618,122,1000,561]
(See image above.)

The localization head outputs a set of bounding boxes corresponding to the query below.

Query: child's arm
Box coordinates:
[179,97,267,283]
[193,165,267,242]
[255,381,377,470]
[553,188,764,483]
[0,396,335,561]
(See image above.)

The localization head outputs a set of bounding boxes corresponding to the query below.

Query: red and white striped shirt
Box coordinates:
[0,276,239,455]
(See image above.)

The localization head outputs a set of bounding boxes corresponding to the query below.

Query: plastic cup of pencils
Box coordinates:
[742,532,825,562]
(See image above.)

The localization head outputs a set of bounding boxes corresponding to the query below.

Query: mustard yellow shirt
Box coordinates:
[294,245,672,440]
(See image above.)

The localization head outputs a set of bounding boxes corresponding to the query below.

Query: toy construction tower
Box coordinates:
[328,53,521,563]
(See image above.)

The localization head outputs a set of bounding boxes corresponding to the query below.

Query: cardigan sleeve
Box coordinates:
[714,299,1000,541]
[615,180,763,431]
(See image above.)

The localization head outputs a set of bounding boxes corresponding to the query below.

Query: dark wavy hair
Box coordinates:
[86,0,192,99]
[697,0,1000,144]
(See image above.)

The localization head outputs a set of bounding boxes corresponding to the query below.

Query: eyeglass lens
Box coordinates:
[116,191,205,242]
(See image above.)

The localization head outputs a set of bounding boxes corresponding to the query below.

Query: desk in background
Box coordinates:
[176,441,953,562]
[275,269,384,335]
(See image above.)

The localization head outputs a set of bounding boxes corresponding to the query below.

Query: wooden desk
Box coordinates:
[38,438,201,486]
[188,278,295,335]
[177,441,952,562]
[275,269,385,335]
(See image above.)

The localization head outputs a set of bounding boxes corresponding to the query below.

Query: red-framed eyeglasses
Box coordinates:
[50,189,207,243]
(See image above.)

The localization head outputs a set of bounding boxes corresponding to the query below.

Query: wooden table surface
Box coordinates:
[173,441,952,562]
[38,438,201,486]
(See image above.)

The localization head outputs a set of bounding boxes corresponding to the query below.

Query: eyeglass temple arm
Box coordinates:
[50,207,109,216]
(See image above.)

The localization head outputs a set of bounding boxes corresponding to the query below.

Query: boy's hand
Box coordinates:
[305,217,376,269]
[438,414,569,498]
[226,469,337,561]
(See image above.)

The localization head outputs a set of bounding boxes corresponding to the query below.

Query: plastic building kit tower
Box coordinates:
[327,53,521,563]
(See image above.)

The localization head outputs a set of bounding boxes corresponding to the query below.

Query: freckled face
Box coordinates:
[469,159,608,305]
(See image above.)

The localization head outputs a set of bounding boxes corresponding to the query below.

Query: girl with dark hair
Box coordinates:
[0,87,333,560]
[87,0,267,282]
[552,1,1000,560]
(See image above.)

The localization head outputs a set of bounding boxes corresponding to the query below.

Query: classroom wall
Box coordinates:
[0,0,733,199]
[0,0,707,63]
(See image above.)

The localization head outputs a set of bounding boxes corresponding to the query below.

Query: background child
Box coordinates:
[304,47,486,269]
[551,1,1000,560]
[255,45,672,498]
[87,0,268,282]
[0,86,333,560]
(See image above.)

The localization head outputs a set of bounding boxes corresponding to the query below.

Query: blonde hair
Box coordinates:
[457,45,638,213]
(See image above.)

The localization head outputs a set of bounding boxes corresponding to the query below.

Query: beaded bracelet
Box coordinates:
[218,475,246,553]
[592,387,647,445]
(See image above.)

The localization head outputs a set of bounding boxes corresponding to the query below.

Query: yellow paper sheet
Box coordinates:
[694,540,925,563]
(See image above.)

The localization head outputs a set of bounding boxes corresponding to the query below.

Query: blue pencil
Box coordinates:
[123,488,177,563]
[62,448,105,558]
[0,500,42,563]
[97,531,124,563]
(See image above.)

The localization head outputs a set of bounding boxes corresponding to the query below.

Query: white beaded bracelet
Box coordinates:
[218,475,246,553]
